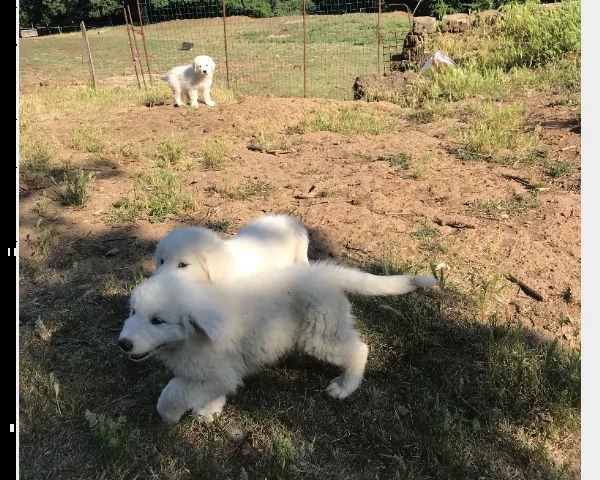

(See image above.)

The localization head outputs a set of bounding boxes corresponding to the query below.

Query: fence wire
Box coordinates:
[126,0,411,100]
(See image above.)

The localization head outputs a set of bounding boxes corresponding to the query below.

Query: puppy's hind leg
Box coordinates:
[171,85,186,108]
[324,338,369,400]
[301,315,369,399]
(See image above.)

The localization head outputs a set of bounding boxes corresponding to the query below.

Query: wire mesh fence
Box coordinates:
[18,1,412,101]
[125,0,412,100]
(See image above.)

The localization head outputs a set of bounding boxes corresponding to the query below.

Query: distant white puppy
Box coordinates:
[154,214,310,284]
[161,55,216,108]
[118,262,438,423]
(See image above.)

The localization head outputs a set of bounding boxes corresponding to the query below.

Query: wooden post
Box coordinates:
[221,0,231,89]
[80,21,96,90]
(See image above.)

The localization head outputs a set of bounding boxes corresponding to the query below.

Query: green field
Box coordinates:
[19,12,411,99]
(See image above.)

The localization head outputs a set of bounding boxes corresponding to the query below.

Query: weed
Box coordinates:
[107,164,196,224]
[228,180,271,200]
[155,136,189,165]
[388,152,411,169]
[106,198,144,224]
[201,137,229,169]
[70,126,104,153]
[468,191,541,218]
[206,219,232,232]
[55,169,96,206]
[33,192,51,217]
[85,410,133,458]
[267,429,298,480]
[28,225,59,258]
[410,227,439,240]
[465,102,540,156]
[545,161,574,178]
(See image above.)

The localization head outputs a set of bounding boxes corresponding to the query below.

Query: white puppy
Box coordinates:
[118,263,437,423]
[161,55,216,108]
[154,214,310,284]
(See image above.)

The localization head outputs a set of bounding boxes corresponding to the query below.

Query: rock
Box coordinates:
[441,13,474,33]
[353,71,422,105]
[412,16,438,34]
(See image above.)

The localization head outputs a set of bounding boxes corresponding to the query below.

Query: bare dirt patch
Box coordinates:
[20,93,581,345]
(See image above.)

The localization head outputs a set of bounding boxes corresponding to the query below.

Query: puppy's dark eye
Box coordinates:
[178,262,189,268]
[131,308,136,315]
[151,317,165,325]
[160,258,164,265]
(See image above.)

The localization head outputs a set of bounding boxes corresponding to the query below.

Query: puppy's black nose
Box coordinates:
[119,338,133,352]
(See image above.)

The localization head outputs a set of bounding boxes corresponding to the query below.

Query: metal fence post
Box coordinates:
[302,0,307,98]
[135,0,153,84]
[377,0,382,75]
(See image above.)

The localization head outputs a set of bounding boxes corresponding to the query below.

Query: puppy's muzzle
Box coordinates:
[118,338,133,353]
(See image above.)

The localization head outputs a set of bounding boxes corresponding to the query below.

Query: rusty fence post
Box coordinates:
[135,0,153,84]
[126,5,147,88]
[123,7,142,88]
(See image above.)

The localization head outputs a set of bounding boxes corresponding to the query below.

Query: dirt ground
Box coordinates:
[18,85,581,348]
[17,74,583,478]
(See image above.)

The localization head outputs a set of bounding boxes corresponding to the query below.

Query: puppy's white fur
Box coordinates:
[118,263,437,423]
[161,55,216,108]
[154,214,310,284]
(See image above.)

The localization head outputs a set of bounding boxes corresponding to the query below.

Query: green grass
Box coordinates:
[464,102,541,157]
[296,105,399,135]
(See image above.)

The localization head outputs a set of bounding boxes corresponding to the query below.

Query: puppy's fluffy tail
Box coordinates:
[310,262,438,296]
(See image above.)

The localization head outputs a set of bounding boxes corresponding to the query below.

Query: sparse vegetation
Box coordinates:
[155,136,189,166]
[545,161,574,178]
[297,105,399,135]
[55,169,96,206]
[200,137,229,170]
[107,164,196,224]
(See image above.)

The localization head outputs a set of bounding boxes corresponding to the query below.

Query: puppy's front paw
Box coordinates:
[157,406,182,424]
[205,99,216,107]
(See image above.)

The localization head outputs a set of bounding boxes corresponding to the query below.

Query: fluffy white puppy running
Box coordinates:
[118,263,438,423]
[161,55,216,108]
[154,214,309,284]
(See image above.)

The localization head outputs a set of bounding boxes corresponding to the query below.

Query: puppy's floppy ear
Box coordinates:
[186,304,225,343]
